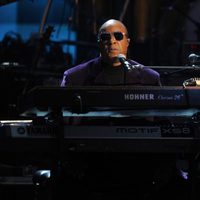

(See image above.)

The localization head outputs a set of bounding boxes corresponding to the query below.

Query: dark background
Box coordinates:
[1,0,200,67]
[1,0,200,118]
[1,1,200,200]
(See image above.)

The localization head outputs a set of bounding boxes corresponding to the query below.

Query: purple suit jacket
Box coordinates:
[61,57,161,86]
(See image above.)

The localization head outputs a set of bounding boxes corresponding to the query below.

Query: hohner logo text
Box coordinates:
[124,93,154,100]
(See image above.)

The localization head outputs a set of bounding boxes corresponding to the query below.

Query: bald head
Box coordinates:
[98,19,129,37]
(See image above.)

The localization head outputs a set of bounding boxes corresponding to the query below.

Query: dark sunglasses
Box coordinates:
[98,32,126,42]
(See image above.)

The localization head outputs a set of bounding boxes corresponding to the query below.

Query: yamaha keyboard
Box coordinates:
[19,85,200,116]
[0,119,200,153]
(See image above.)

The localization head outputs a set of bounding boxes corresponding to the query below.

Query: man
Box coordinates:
[61,19,161,86]
[59,20,178,200]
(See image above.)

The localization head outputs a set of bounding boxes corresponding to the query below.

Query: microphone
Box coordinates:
[188,53,200,65]
[117,54,133,70]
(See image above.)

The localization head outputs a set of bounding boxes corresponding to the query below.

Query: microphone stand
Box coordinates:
[123,66,127,85]
[161,68,192,78]
[117,56,130,85]
[156,65,200,77]
[148,65,200,87]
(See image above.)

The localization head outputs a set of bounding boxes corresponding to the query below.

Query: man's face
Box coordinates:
[98,22,130,66]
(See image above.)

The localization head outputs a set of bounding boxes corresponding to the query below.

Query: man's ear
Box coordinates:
[127,38,130,47]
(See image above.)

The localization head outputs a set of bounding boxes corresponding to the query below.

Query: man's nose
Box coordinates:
[109,34,117,43]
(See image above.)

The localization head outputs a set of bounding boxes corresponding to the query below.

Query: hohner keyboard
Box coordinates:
[19,85,200,116]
